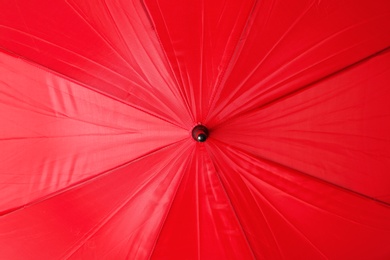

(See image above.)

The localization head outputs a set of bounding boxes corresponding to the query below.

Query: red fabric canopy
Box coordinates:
[1,0,390,259]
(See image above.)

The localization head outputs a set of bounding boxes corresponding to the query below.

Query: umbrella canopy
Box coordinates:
[1,0,390,259]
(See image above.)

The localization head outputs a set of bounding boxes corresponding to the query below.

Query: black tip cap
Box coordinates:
[192,125,209,142]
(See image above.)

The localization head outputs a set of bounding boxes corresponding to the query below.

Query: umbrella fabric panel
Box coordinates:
[0,139,259,259]
[0,141,192,259]
[213,49,390,203]
[151,145,255,259]
[144,0,257,122]
[208,142,390,259]
[0,51,188,213]
[0,0,192,127]
[0,0,390,259]
[205,0,390,123]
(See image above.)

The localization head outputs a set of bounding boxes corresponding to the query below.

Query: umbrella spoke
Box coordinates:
[0,0,193,127]
[1,0,390,258]
[0,140,193,259]
[207,141,286,259]
[151,143,255,259]
[67,0,194,127]
[0,52,189,214]
[207,0,390,124]
[208,140,390,259]
[144,0,257,122]
[211,48,390,204]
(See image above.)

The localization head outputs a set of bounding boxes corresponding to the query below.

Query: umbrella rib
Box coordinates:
[103,0,158,88]
[229,0,317,95]
[198,0,205,122]
[1,76,140,133]
[205,144,257,260]
[206,0,314,122]
[109,0,197,122]
[208,140,328,258]
[241,174,328,259]
[241,178,285,259]
[0,46,186,130]
[56,1,193,125]
[0,27,149,92]
[195,148,201,260]
[213,138,390,207]
[135,2,192,114]
[205,0,259,122]
[0,132,137,142]
[208,142,284,258]
[67,0,159,89]
[66,78,188,130]
[63,139,192,259]
[143,0,196,123]
[214,45,390,128]
[0,138,189,218]
[215,3,390,123]
[230,145,390,228]
[147,142,196,259]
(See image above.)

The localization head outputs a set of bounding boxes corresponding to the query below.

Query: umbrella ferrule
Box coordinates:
[192,125,209,142]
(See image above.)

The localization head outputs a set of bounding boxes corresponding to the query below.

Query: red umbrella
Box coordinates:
[1,0,390,259]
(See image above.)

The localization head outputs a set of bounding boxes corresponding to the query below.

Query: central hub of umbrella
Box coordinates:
[192,125,209,142]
